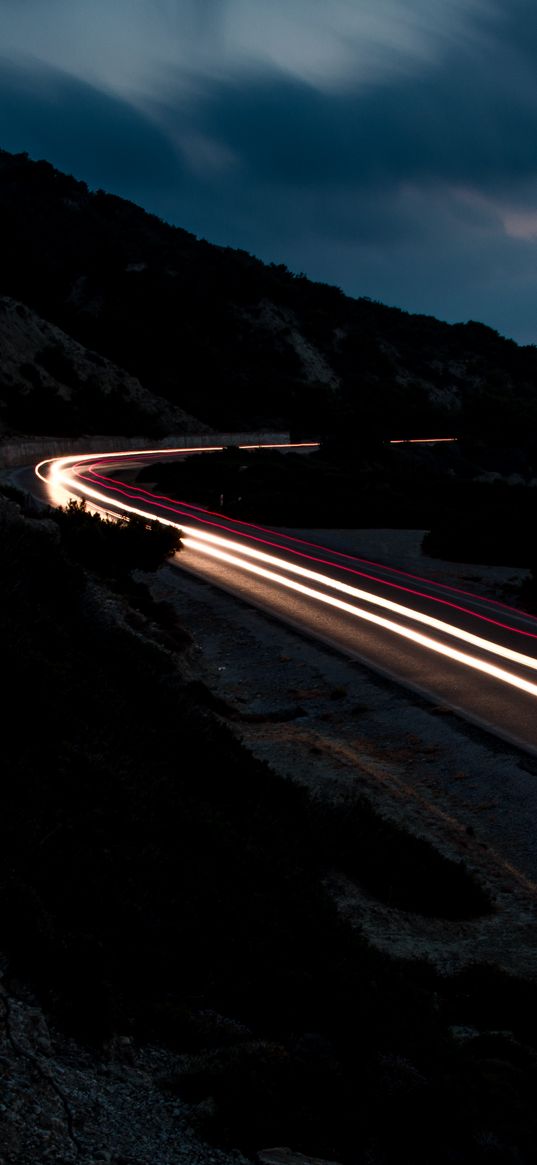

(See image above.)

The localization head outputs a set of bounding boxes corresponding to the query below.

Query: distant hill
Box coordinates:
[1,146,537,445]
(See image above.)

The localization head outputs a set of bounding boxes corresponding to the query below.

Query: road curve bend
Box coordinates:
[35,443,537,756]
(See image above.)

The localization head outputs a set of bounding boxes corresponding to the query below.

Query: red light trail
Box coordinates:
[35,445,537,707]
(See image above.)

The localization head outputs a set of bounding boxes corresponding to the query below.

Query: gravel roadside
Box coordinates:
[147,531,537,980]
[2,526,536,1165]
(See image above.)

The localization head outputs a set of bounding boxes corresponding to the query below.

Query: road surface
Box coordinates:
[33,443,537,756]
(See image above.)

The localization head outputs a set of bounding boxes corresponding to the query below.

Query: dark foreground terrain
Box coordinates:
[1,486,537,1164]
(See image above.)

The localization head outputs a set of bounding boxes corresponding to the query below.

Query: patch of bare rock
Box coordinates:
[0,296,202,437]
[0,965,249,1165]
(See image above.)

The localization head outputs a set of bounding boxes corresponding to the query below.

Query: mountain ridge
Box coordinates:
[2,146,537,443]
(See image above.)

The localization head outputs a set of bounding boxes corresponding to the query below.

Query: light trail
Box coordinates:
[82,458,537,631]
[35,446,537,702]
[83,464,537,643]
[183,536,537,700]
[389,437,457,444]
[177,526,537,674]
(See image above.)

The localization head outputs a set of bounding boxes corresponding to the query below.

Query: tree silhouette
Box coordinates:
[54,499,182,577]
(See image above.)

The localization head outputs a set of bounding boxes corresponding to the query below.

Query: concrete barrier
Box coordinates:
[0,431,291,468]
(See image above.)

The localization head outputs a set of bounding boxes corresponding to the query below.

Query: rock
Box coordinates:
[257,1150,343,1165]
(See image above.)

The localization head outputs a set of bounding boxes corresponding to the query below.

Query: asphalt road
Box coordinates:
[31,445,537,755]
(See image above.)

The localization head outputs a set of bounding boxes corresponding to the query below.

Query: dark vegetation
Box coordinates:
[1,487,537,1162]
[2,147,537,447]
[138,444,537,578]
[1,360,167,438]
[0,301,178,438]
[53,497,182,577]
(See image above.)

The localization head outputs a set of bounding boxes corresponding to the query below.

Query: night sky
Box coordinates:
[1,1,537,342]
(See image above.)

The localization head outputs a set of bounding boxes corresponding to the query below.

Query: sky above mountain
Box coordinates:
[1,1,537,341]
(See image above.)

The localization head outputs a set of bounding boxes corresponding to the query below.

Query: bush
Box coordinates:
[52,498,182,576]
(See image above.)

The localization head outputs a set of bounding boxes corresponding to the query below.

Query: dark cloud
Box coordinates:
[0,58,182,199]
[1,2,537,341]
[179,46,537,196]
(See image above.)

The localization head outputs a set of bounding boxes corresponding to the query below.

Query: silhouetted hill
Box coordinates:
[2,147,537,444]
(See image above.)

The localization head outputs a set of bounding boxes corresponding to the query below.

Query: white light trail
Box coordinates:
[35,446,537,699]
[184,536,537,700]
[178,526,537,675]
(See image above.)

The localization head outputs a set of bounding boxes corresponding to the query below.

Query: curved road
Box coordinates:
[34,443,537,756]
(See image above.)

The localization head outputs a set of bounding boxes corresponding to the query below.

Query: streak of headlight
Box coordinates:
[182,536,537,700]
[36,452,537,677]
[37,443,315,478]
[49,446,537,632]
[84,459,537,630]
[35,447,225,483]
[238,442,319,450]
[35,442,319,485]
[85,463,537,647]
[82,465,537,661]
[35,454,186,527]
[179,527,537,673]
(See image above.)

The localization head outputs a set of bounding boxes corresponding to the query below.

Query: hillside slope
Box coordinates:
[1,148,537,442]
[0,296,205,437]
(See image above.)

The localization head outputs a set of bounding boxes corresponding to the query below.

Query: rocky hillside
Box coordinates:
[1,148,537,443]
[0,296,205,438]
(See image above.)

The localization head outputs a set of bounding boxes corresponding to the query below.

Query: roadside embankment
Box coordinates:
[0,431,291,469]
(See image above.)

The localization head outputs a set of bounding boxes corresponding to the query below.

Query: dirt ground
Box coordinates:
[144,529,537,981]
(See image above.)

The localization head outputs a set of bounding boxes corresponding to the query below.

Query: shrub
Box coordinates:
[52,498,182,576]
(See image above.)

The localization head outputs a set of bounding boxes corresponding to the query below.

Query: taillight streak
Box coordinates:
[83,463,537,644]
[82,452,536,624]
[183,536,537,700]
[35,448,537,693]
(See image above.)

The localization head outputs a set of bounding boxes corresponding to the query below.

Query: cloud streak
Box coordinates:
[1,1,537,340]
[0,0,498,95]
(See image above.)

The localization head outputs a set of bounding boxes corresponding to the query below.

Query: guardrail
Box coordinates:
[0,431,291,468]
